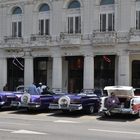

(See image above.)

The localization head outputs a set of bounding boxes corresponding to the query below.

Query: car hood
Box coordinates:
[0,91,15,96]
[53,93,96,100]
[104,86,135,97]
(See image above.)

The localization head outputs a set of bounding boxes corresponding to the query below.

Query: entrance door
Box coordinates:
[132,60,140,88]
[66,56,83,93]
[34,57,48,86]
[94,55,115,89]
[7,58,24,91]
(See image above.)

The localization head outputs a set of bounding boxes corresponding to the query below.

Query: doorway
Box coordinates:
[7,58,24,91]
[132,60,140,88]
[34,57,48,86]
[94,55,115,89]
[66,56,83,93]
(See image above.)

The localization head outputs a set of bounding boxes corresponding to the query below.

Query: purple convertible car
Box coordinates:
[0,90,17,109]
[49,89,103,114]
[11,86,56,111]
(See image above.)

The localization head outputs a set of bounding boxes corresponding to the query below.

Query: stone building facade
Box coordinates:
[0,0,140,92]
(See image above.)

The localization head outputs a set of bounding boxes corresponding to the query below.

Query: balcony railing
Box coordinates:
[129,28,140,44]
[91,30,117,46]
[60,32,82,47]
[4,36,23,44]
[30,34,51,42]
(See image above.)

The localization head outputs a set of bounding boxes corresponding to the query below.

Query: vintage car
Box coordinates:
[99,86,140,117]
[49,89,102,114]
[0,90,17,109]
[134,88,140,96]
[11,85,56,111]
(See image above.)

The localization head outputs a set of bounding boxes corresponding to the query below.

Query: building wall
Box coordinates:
[0,0,140,90]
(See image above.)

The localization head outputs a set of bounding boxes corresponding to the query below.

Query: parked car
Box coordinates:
[49,89,102,114]
[99,86,140,117]
[0,90,17,109]
[134,88,140,96]
[11,85,56,111]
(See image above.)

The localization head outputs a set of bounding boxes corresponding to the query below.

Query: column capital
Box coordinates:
[84,53,94,57]
[117,51,129,56]
[52,54,62,58]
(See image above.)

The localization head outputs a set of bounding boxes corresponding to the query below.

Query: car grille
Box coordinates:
[6,97,16,102]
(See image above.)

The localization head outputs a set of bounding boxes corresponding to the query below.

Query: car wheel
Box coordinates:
[86,105,94,114]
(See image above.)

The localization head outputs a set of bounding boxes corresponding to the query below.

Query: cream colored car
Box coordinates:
[99,86,140,117]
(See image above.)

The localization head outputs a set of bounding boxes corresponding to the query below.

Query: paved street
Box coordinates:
[0,108,140,140]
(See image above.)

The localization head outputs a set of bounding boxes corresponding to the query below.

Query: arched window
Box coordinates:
[11,7,22,37]
[39,3,50,12]
[68,0,80,9]
[12,7,22,14]
[38,4,50,35]
[66,1,81,34]
[100,0,114,5]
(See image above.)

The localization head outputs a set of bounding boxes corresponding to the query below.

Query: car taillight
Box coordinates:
[131,99,134,106]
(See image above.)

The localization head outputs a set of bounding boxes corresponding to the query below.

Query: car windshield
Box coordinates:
[15,86,27,94]
[78,89,102,96]
[50,88,67,95]
[16,86,37,95]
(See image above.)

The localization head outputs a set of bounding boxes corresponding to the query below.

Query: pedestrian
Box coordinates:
[28,83,39,95]
[37,82,43,94]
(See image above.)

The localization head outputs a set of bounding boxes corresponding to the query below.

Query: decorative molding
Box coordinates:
[91,30,117,46]
[60,32,83,47]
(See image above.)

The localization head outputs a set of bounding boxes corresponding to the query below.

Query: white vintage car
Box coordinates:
[99,86,140,117]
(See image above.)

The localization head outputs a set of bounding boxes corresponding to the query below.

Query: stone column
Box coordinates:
[118,52,130,86]
[52,56,62,92]
[83,54,94,90]
[24,56,33,86]
[0,57,7,90]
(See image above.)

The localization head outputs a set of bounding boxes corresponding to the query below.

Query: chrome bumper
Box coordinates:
[0,101,5,105]
[11,101,41,108]
[49,103,83,110]
[100,108,136,115]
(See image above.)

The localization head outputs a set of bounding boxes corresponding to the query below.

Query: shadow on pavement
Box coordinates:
[96,114,138,122]
[47,110,98,118]
[6,108,51,115]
